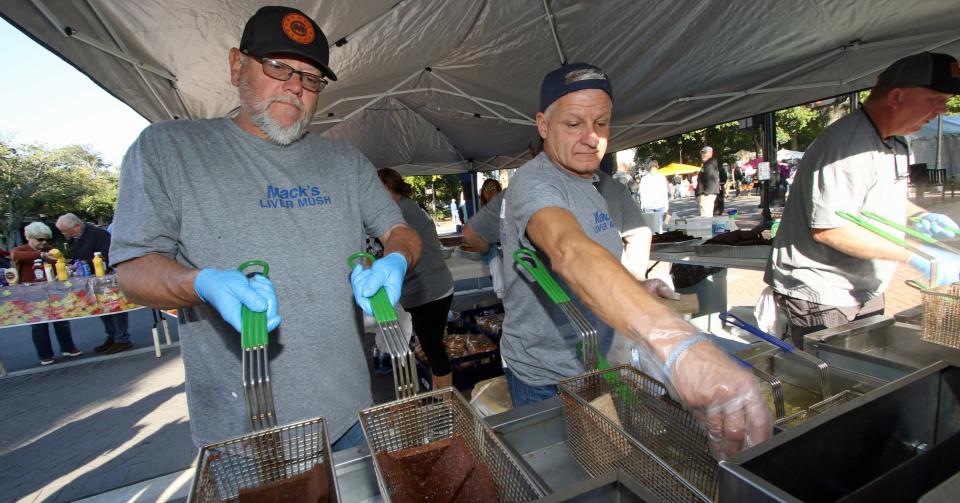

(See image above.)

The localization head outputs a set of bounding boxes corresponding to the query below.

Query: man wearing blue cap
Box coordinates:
[500,63,771,459]
[110,6,421,450]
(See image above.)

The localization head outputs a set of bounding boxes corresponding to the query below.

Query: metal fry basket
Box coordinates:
[359,387,545,502]
[773,389,861,430]
[189,416,340,502]
[558,365,716,503]
[915,281,960,350]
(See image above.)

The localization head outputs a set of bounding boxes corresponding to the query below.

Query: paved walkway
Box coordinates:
[0,347,192,503]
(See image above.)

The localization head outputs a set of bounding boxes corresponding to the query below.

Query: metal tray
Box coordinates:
[694,243,771,259]
[559,366,716,503]
[804,316,960,382]
[189,416,340,502]
[650,238,700,253]
[533,470,664,502]
[359,387,545,502]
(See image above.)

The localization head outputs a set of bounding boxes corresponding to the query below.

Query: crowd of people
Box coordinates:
[6,4,958,466]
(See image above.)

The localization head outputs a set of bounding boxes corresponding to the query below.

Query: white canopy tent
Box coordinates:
[909,115,960,177]
[2,1,959,175]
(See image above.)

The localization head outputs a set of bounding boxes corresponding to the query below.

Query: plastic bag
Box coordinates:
[754,286,786,338]
[489,251,505,299]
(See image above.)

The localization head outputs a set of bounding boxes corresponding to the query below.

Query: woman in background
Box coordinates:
[378,169,456,389]
[479,178,503,207]
[11,222,82,366]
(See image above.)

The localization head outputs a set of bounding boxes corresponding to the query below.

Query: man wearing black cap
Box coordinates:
[499,63,771,459]
[766,52,960,348]
[110,6,421,450]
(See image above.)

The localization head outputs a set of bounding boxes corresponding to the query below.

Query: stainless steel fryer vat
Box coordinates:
[804,315,960,382]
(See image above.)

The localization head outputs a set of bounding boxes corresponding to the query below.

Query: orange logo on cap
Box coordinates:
[281,13,315,45]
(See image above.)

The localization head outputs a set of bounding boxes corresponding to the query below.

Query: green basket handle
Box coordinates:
[512,247,571,304]
[862,211,938,244]
[237,260,270,349]
[347,252,398,323]
[836,211,908,247]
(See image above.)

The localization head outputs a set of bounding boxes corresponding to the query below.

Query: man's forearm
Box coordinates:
[812,226,911,263]
[527,209,695,363]
[381,223,422,270]
[116,253,202,309]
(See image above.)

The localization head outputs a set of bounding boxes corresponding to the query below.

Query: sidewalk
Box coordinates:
[0,347,192,503]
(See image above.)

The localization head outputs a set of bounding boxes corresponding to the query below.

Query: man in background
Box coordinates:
[696,146,720,216]
[57,213,133,353]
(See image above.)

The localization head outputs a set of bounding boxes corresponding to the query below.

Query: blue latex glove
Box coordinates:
[350,252,408,315]
[912,213,958,239]
[194,269,282,333]
[908,244,960,286]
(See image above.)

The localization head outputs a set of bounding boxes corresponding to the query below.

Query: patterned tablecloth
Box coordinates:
[0,274,141,328]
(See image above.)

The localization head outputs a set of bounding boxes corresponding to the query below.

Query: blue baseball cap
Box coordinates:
[539,63,614,112]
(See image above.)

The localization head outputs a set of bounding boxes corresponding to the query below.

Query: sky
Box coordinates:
[0,18,148,168]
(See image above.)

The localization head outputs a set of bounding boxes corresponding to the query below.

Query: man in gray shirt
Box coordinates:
[500,63,770,459]
[765,52,960,348]
[110,6,421,449]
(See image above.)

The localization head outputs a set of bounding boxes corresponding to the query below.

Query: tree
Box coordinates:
[776,106,823,150]
[0,138,118,249]
[403,174,462,218]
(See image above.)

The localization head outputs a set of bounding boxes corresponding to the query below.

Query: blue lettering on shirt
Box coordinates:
[260,184,332,210]
[593,211,612,233]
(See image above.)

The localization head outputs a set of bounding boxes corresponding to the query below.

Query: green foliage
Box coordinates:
[634,101,851,169]
[403,174,462,218]
[0,137,118,248]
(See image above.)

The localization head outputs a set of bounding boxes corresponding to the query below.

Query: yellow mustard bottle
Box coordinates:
[55,259,69,281]
[93,252,106,277]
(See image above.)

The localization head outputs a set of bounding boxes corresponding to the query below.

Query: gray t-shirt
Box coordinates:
[596,170,646,237]
[110,118,404,446]
[764,110,909,307]
[396,196,453,307]
[467,190,505,243]
[501,153,625,386]
[467,173,644,246]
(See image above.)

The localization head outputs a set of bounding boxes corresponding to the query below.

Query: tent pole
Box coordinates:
[84,0,181,120]
[936,114,943,174]
[540,0,567,65]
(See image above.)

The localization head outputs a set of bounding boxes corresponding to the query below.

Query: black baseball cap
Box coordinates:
[240,6,337,81]
[539,63,613,112]
[876,52,960,94]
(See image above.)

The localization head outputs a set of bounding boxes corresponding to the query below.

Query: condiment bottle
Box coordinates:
[33,259,46,281]
[93,252,106,277]
[55,259,69,281]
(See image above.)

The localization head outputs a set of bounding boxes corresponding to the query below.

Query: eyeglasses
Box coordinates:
[482,186,498,192]
[33,237,50,242]
[253,56,328,93]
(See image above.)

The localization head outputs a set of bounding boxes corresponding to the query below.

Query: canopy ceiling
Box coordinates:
[3,1,959,174]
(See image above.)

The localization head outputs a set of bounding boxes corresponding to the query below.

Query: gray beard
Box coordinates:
[239,80,311,145]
